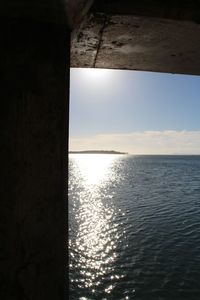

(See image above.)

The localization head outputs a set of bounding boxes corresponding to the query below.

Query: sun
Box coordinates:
[83,68,108,77]
[78,67,111,84]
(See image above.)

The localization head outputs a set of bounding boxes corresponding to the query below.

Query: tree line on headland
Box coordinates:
[69,150,128,154]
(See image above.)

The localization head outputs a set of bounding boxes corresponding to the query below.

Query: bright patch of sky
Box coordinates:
[69,68,200,154]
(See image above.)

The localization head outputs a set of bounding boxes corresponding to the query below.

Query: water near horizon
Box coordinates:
[69,154,200,300]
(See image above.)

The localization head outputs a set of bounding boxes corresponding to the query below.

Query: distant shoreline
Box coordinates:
[69,150,128,155]
[69,152,200,156]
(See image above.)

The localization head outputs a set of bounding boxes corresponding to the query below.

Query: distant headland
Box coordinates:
[69,150,128,155]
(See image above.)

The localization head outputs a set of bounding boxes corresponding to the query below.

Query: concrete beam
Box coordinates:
[71,13,200,75]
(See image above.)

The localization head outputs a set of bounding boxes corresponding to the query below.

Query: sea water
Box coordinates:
[69,154,200,300]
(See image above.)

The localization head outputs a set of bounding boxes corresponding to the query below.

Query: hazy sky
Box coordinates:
[69,68,200,154]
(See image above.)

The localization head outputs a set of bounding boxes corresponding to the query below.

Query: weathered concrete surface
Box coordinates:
[71,13,106,67]
[71,13,200,75]
[0,20,69,299]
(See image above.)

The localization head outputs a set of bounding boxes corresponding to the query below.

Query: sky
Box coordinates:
[69,68,200,154]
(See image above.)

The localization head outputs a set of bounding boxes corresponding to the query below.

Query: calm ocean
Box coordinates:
[69,154,200,300]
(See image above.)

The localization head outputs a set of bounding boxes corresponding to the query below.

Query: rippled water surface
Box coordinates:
[69,154,200,299]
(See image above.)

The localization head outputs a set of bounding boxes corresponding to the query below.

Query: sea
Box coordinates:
[68,154,200,300]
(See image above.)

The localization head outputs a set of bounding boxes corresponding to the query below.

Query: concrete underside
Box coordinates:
[71,13,200,75]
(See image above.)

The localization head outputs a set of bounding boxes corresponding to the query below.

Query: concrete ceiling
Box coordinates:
[1,0,200,75]
[71,0,200,75]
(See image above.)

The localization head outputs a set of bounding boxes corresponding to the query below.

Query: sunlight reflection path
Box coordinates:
[69,154,124,295]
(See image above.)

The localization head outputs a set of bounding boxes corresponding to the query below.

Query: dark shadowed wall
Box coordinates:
[0,19,69,300]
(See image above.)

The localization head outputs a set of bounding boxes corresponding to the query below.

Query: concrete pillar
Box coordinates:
[0,19,69,299]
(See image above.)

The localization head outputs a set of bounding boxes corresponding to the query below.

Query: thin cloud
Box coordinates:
[69,130,200,154]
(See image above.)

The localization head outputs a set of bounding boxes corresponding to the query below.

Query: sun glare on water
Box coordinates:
[71,154,119,186]
[69,154,125,295]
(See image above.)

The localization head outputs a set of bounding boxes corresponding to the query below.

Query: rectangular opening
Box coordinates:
[69,68,200,299]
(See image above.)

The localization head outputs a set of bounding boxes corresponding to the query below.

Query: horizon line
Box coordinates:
[69,150,200,156]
